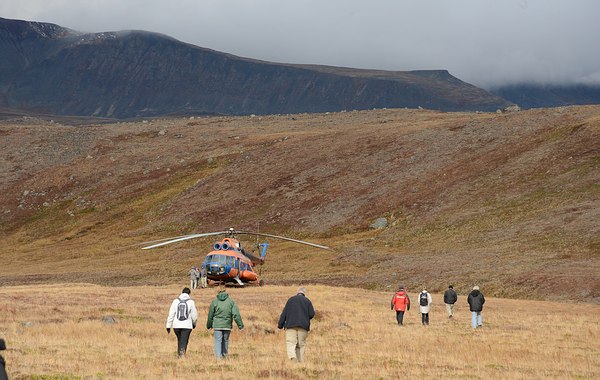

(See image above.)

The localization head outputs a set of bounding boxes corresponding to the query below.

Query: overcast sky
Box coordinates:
[2,0,599,88]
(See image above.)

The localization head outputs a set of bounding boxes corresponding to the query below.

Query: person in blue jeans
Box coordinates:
[206,288,244,359]
[467,286,485,329]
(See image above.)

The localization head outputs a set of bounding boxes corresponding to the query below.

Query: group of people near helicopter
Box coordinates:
[188,266,207,289]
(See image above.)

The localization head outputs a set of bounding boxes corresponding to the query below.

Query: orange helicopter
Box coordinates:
[141,228,330,286]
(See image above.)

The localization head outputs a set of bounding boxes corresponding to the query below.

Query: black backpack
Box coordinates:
[419,291,429,306]
[176,298,190,321]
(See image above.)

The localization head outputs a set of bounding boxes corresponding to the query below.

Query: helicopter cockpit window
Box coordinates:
[213,255,226,264]
[226,256,234,266]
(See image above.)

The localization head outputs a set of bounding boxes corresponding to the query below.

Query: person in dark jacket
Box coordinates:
[277,287,315,362]
[467,286,485,329]
[0,338,8,380]
[444,284,458,319]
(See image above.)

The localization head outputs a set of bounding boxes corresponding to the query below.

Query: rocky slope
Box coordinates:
[0,106,598,302]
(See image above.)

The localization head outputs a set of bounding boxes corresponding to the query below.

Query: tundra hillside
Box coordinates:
[0,106,598,301]
[0,284,598,379]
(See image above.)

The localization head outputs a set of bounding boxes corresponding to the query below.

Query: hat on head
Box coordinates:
[297,286,307,295]
[449,284,453,289]
[398,284,404,290]
[182,287,191,294]
[473,285,480,291]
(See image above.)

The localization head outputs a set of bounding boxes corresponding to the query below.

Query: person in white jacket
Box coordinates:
[418,288,433,326]
[166,287,199,357]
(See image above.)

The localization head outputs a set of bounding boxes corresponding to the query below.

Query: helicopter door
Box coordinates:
[235,258,240,269]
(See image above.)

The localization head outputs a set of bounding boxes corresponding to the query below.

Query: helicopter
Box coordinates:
[141,228,331,286]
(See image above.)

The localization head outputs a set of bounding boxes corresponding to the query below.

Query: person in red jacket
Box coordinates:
[391,285,411,325]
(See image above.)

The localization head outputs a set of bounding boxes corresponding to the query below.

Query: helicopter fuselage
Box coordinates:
[139,228,328,286]
[201,238,260,284]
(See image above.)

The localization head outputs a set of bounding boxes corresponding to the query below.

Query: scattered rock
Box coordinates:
[503,104,521,113]
[20,322,33,327]
[102,316,117,324]
[370,217,388,229]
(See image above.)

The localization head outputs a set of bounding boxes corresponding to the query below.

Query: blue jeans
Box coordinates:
[214,329,231,358]
[471,311,482,329]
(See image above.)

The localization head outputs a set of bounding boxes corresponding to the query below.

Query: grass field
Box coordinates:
[0,284,598,379]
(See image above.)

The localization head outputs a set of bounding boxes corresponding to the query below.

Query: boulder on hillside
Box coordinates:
[370,217,388,230]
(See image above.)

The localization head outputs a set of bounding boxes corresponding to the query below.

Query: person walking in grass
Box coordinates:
[0,338,8,380]
[189,267,199,289]
[278,286,315,362]
[444,284,458,319]
[391,285,411,325]
[419,288,433,325]
[166,287,199,358]
[194,267,201,289]
[206,288,244,359]
[200,266,208,288]
[467,285,485,329]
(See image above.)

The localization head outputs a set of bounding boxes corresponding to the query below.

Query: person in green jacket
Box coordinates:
[206,288,244,359]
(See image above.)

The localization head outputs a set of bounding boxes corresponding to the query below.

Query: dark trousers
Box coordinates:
[174,328,192,356]
[421,313,429,325]
[0,355,7,380]
[395,310,405,325]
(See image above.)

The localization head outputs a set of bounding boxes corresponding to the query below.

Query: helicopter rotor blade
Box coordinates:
[142,231,228,250]
[235,231,331,250]
[137,228,331,251]
[112,234,195,250]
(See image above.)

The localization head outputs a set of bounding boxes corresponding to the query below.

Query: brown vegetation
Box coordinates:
[0,106,599,301]
[0,284,598,379]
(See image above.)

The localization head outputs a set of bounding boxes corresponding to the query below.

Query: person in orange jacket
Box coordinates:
[391,285,411,325]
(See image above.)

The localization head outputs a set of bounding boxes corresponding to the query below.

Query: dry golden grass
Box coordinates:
[0,284,598,379]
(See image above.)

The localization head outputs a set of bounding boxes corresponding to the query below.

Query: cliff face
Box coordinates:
[491,83,600,109]
[0,17,511,118]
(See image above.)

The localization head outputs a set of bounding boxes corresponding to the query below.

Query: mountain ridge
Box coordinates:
[0,17,511,118]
